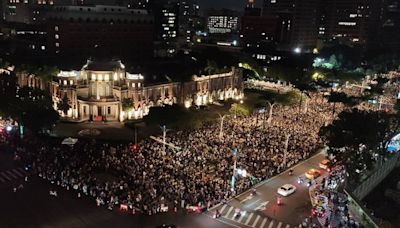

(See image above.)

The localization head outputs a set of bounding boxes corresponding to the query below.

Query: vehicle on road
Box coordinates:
[305,169,321,180]
[318,159,330,170]
[277,184,296,196]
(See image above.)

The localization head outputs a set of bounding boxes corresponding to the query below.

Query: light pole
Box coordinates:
[283,133,290,168]
[160,125,169,155]
[218,113,227,139]
[266,101,276,124]
[230,148,238,192]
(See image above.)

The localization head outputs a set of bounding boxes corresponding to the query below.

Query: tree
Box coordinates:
[229,103,250,117]
[57,94,71,115]
[319,109,394,182]
[204,59,218,75]
[122,98,134,111]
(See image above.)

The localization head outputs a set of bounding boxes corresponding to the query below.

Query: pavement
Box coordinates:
[205,152,328,228]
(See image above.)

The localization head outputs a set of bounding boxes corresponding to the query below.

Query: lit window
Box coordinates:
[98,74,103,81]
[54,26,59,31]
[138,83,141,88]
[55,42,59,47]
[113,73,118,81]
[91,74,96,81]
[104,74,109,81]
[63,80,67,85]
[70,80,73,85]
[55,34,59,39]
[132,83,135,88]
[41,46,45,50]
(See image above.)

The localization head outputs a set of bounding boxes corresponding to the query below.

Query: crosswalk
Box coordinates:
[212,204,296,228]
[0,168,26,183]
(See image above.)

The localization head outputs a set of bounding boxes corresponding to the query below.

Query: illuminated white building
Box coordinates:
[18,59,243,122]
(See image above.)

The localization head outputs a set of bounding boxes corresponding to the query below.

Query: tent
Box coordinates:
[62,137,78,145]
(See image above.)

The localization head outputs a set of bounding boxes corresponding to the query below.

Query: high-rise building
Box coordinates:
[207,9,239,34]
[45,5,154,59]
[263,0,319,52]
[321,0,383,46]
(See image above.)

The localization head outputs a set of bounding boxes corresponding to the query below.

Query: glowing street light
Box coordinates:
[294,47,301,54]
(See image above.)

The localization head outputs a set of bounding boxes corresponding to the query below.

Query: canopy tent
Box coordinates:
[62,137,78,145]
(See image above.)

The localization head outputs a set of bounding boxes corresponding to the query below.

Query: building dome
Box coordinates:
[82,59,125,71]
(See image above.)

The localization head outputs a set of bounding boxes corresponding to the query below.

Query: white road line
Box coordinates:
[0,177,5,182]
[268,220,274,228]
[238,212,246,223]
[203,214,241,228]
[1,172,12,180]
[224,206,234,218]
[220,204,228,214]
[259,218,267,228]
[277,222,282,228]
[245,213,254,225]
[12,169,25,177]
[252,215,260,227]
[246,199,262,208]
[285,224,290,228]
[6,170,17,179]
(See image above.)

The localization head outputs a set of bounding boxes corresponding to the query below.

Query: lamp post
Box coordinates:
[160,125,168,156]
[230,148,238,192]
[266,101,276,124]
[283,133,290,168]
[218,113,227,139]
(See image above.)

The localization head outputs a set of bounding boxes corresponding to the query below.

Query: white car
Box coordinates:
[277,184,296,196]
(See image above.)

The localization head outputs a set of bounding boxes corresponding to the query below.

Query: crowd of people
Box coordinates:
[10,92,342,215]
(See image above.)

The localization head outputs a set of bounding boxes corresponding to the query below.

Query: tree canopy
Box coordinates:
[319,109,397,182]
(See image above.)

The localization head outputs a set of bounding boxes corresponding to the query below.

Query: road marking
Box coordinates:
[277,222,282,228]
[268,220,274,228]
[240,194,254,203]
[245,213,254,225]
[252,215,260,227]
[254,201,269,211]
[224,206,233,218]
[203,214,241,228]
[260,218,267,228]
[285,224,290,228]
[246,198,261,208]
[1,172,12,180]
[0,176,5,182]
[220,204,227,214]
[238,212,246,223]
[12,169,25,177]
[6,170,17,179]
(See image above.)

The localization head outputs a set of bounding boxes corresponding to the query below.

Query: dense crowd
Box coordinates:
[13,92,342,215]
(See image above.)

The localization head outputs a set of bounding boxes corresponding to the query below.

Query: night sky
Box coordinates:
[198,0,262,11]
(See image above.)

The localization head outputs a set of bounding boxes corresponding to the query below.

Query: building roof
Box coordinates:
[82,59,125,71]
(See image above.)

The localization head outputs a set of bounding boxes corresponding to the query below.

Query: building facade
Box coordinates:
[16,59,243,122]
[44,5,154,59]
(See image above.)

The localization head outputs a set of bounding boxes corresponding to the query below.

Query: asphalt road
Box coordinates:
[206,151,328,228]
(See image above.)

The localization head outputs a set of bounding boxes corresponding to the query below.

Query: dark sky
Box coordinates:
[198,0,262,11]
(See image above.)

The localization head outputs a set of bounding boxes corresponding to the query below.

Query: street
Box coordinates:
[205,151,327,228]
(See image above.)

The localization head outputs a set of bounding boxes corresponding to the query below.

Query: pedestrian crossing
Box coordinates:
[212,204,295,228]
[0,168,26,183]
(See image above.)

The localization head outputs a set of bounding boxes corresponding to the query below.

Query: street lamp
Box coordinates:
[217,113,228,139]
[266,101,276,124]
[283,133,290,168]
